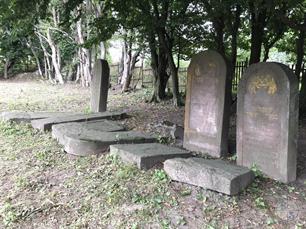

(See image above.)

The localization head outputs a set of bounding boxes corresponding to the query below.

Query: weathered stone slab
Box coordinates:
[52,120,125,145]
[60,131,156,156]
[237,62,299,183]
[91,59,110,112]
[164,158,254,195]
[184,50,230,158]
[110,143,191,170]
[31,111,127,131]
[0,111,80,123]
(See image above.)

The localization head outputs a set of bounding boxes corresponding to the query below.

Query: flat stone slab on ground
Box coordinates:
[164,158,254,195]
[0,111,80,123]
[110,143,191,170]
[52,120,125,145]
[58,130,156,156]
[31,111,127,131]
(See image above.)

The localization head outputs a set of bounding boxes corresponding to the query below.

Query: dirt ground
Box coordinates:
[0,75,306,229]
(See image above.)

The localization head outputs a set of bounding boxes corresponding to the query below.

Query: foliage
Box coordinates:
[0,0,49,71]
[0,0,305,104]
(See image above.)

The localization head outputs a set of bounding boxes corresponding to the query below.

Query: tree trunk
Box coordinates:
[249,26,265,64]
[47,28,64,84]
[118,45,125,84]
[100,42,106,59]
[66,55,78,81]
[151,55,169,102]
[56,46,61,72]
[76,19,92,87]
[295,15,306,79]
[85,48,92,84]
[299,68,306,114]
[263,30,284,62]
[37,33,51,79]
[120,40,131,88]
[75,64,81,83]
[50,7,64,84]
[297,14,306,113]
[3,59,15,79]
[230,5,241,78]
[149,35,169,102]
[79,49,86,86]
[168,56,180,106]
[122,51,140,92]
[27,39,43,77]
[157,31,180,106]
[249,1,267,64]
[213,17,226,55]
[45,55,52,80]
[4,59,9,79]
[226,5,242,104]
[43,55,48,79]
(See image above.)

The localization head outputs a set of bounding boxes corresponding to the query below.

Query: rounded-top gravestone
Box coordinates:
[237,62,299,183]
[184,50,230,158]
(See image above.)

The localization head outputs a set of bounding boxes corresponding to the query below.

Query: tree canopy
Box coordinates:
[0,0,305,106]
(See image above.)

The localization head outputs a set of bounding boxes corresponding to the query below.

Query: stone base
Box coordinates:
[0,111,80,123]
[164,158,254,195]
[183,141,227,158]
[110,143,191,170]
[31,111,127,131]
[52,120,125,145]
[56,130,156,156]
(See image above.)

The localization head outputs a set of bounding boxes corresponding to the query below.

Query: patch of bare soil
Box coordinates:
[0,76,305,228]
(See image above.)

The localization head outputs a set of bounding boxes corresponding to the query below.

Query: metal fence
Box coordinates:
[110,61,306,93]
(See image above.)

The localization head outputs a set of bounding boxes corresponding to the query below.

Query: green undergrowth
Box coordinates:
[0,122,176,228]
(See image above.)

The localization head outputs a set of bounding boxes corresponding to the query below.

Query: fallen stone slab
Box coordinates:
[60,131,156,156]
[110,143,191,170]
[0,111,80,123]
[52,120,125,145]
[164,158,254,195]
[31,111,127,131]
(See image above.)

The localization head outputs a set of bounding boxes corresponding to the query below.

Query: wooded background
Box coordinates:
[0,0,305,107]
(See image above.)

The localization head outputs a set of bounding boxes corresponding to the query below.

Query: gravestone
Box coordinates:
[0,111,81,123]
[91,59,110,112]
[184,50,230,157]
[31,111,126,131]
[110,143,190,170]
[164,158,254,195]
[237,62,299,183]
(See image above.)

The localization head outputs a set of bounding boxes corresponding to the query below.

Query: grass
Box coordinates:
[0,122,177,228]
[0,123,302,228]
[0,78,306,228]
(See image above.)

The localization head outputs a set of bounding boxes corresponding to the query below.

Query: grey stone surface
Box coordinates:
[171,125,184,141]
[237,62,299,183]
[0,111,80,123]
[184,50,230,158]
[52,120,125,145]
[110,143,191,170]
[164,158,254,195]
[59,131,156,156]
[31,111,127,131]
[91,59,110,112]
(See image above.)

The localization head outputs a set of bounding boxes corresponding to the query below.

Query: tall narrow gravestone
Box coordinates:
[184,50,230,157]
[237,62,299,183]
[91,59,110,112]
